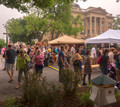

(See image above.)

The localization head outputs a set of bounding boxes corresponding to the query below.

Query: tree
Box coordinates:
[0,39,6,49]
[46,2,83,40]
[5,1,84,42]
[6,18,36,44]
[0,0,119,13]
[0,0,75,12]
[113,15,120,30]
[24,14,50,41]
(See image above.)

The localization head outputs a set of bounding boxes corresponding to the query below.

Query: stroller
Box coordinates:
[107,63,116,80]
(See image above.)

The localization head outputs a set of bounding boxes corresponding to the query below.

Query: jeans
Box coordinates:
[4,59,7,69]
[58,62,64,82]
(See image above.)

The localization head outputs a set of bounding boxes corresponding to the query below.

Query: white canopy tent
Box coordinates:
[86,29,120,44]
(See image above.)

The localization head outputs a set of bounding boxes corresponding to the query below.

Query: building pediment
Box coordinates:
[87,7,108,15]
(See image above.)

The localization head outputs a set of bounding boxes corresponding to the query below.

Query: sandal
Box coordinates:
[15,86,21,89]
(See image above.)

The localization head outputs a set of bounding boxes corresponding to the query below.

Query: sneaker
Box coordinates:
[82,82,87,86]
[8,79,14,83]
[2,68,5,70]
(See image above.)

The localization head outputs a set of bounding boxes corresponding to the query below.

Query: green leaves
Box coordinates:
[5,0,84,43]
[113,14,120,30]
[0,39,6,48]
[6,18,36,44]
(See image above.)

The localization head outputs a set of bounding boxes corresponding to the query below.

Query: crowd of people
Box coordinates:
[1,42,120,89]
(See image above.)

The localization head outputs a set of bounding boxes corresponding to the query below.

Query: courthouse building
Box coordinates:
[72,3,114,40]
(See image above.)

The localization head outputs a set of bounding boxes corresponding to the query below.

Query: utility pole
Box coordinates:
[3,32,9,47]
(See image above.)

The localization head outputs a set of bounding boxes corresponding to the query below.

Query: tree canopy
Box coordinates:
[0,0,75,12]
[113,15,120,30]
[6,18,36,44]
[5,1,84,43]
[0,39,6,48]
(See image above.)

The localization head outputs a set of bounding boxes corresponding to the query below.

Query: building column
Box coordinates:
[99,17,102,34]
[94,17,96,36]
[90,16,92,37]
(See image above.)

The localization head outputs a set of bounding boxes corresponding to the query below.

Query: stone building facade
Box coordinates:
[72,3,114,40]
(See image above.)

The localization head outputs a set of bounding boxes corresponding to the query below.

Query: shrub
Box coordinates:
[5,98,20,107]
[61,68,81,96]
[115,92,120,98]
[22,73,61,107]
[78,92,93,106]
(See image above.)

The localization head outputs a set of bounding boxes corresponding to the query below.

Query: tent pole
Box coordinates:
[109,43,110,49]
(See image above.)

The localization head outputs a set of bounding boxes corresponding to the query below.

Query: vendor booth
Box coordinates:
[86,29,120,44]
[48,35,85,45]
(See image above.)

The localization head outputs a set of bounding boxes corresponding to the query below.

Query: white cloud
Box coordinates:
[0,5,25,39]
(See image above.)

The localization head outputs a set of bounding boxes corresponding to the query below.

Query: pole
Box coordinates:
[6,33,8,47]
[109,43,110,49]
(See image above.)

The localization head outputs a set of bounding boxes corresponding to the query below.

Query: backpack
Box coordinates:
[97,56,102,64]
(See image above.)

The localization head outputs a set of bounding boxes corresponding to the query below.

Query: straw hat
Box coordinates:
[19,49,25,53]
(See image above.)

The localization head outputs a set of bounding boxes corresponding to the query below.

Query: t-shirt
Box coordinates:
[58,50,64,64]
[108,51,114,63]
[53,48,56,53]
[81,49,85,55]
[1,48,5,55]
[35,54,44,65]
[16,54,30,71]
[48,48,52,52]
[91,47,97,58]
[6,49,16,64]
[71,47,75,56]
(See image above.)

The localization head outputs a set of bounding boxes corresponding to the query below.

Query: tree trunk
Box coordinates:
[55,31,61,39]
[51,29,55,40]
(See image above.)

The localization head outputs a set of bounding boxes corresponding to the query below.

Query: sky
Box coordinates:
[0,0,120,40]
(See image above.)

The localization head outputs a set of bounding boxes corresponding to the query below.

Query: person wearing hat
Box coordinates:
[16,49,30,88]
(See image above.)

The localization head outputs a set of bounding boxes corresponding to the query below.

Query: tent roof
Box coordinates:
[48,35,85,44]
[86,29,120,43]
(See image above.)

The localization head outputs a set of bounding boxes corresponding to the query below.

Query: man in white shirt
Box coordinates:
[71,45,75,57]
[91,45,97,65]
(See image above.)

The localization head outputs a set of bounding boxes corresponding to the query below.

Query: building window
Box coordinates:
[92,30,94,34]
[88,20,90,26]
[97,21,99,27]
[81,30,84,34]
[108,23,111,28]
[102,21,104,28]
[92,21,94,27]
[88,30,89,34]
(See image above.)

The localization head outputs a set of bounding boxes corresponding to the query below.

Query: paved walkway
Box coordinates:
[0,58,101,100]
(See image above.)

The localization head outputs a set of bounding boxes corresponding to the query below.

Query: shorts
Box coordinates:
[35,64,43,74]
[6,63,14,71]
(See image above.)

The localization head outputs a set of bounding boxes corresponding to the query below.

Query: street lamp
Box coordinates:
[3,25,10,47]
[3,32,9,47]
